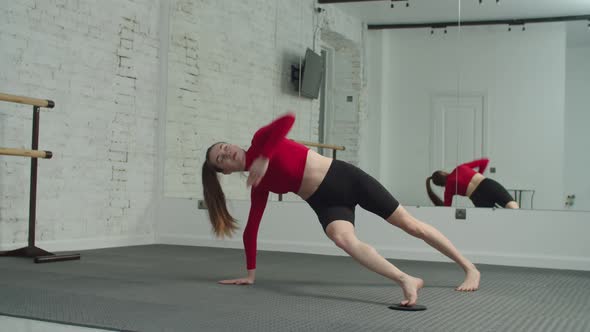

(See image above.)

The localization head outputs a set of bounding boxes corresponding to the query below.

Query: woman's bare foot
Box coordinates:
[399,274,424,306]
[456,266,480,291]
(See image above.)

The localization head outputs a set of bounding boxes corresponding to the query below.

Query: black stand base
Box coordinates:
[0,246,80,263]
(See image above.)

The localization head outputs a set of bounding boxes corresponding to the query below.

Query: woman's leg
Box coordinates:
[481,178,519,209]
[349,163,478,291]
[386,206,480,291]
[325,220,424,306]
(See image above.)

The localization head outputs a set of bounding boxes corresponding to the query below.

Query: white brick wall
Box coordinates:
[324,45,363,166]
[320,6,365,167]
[164,0,327,201]
[0,0,160,247]
[0,0,365,249]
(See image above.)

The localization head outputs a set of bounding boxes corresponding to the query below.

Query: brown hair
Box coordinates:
[426,171,447,206]
[201,143,239,238]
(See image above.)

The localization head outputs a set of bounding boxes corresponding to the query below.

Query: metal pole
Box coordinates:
[28,106,40,247]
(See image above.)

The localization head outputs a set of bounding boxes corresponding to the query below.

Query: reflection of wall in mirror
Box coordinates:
[365,23,590,210]
[564,39,590,211]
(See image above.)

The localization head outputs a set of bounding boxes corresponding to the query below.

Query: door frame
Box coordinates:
[429,92,489,178]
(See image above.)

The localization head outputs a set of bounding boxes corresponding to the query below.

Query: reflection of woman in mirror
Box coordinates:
[202,113,480,307]
[427,158,519,209]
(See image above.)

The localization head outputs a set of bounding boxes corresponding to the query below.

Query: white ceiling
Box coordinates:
[321,0,590,25]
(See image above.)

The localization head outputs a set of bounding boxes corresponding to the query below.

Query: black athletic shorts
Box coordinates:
[469,178,515,208]
[305,160,399,231]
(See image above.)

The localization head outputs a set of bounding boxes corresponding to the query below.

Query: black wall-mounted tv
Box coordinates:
[291,48,324,99]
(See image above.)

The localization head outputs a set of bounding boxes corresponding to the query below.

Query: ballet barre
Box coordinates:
[294,140,345,159]
[0,92,80,263]
[0,147,53,159]
[0,92,55,108]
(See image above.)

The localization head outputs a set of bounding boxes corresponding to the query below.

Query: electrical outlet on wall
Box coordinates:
[198,200,207,210]
[455,208,466,220]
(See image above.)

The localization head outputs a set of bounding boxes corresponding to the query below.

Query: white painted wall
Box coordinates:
[160,200,590,271]
[0,0,160,250]
[565,46,590,211]
[365,23,567,210]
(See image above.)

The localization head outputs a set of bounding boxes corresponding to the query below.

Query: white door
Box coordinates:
[431,95,486,207]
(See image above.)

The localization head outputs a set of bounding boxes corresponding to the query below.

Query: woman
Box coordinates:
[426,159,519,209]
[202,113,480,307]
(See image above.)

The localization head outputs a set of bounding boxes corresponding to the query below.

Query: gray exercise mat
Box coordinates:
[0,245,589,332]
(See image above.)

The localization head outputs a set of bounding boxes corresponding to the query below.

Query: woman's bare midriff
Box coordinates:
[296,149,333,200]
[466,173,485,197]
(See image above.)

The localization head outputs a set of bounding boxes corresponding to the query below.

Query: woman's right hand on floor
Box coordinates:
[218,277,255,285]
